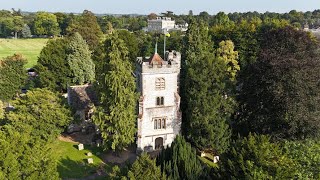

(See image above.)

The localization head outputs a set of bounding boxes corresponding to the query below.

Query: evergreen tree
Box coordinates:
[21,24,31,38]
[128,153,165,180]
[220,133,298,179]
[156,136,203,180]
[34,38,72,92]
[181,19,233,153]
[67,32,95,84]
[93,32,137,151]
[0,54,27,101]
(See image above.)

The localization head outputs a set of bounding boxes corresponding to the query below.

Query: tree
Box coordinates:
[21,24,32,38]
[117,29,139,63]
[219,133,298,179]
[5,88,72,142]
[0,54,27,101]
[0,88,71,179]
[128,153,165,180]
[181,19,233,153]
[216,40,240,82]
[67,32,95,84]
[33,12,60,36]
[211,12,231,26]
[282,140,320,179]
[11,16,24,38]
[236,26,320,139]
[156,136,204,180]
[93,32,137,152]
[34,38,72,92]
[67,10,103,50]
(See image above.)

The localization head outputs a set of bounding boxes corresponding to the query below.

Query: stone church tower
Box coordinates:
[135,50,181,152]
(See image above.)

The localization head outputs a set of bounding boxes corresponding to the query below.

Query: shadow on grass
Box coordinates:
[57,157,99,179]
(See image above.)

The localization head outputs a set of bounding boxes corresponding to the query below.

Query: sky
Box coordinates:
[0,0,319,15]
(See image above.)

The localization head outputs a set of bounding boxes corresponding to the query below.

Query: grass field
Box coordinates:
[0,38,48,68]
[50,140,110,179]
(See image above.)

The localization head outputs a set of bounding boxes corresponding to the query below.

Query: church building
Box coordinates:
[135,49,182,152]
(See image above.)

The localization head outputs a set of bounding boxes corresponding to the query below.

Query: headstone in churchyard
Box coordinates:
[96,139,102,147]
[87,152,92,156]
[78,143,84,150]
[213,156,220,163]
[88,158,93,164]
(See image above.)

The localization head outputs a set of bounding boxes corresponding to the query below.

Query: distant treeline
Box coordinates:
[1,8,320,38]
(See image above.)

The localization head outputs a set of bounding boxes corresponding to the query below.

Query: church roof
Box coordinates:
[148,53,164,65]
[67,84,98,111]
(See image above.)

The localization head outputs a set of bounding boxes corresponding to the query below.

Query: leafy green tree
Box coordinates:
[93,32,137,152]
[128,153,165,180]
[67,10,103,50]
[34,38,72,92]
[5,88,72,142]
[282,140,320,179]
[0,54,27,101]
[181,19,233,153]
[33,12,60,36]
[21,24,32,38]
[157,136,204,180]
[67,32,95,84]
[0,88,71,179]
[220,133,298,179]
[0,125,60,180]
[216,40,240,82]
[236,26,320,139]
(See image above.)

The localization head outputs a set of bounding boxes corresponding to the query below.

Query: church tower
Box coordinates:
[135,49,181,152]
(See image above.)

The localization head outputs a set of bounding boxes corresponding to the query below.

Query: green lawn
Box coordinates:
[0,38,48,68]
[50,140,110,179]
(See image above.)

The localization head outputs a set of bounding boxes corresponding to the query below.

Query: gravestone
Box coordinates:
[78,143,84,150]
[96,139,102,147]
[87,152,92,156]
[213,156,220,163]
[88,158,93,164]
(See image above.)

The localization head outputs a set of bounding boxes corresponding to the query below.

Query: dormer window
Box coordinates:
[155,78,165,90]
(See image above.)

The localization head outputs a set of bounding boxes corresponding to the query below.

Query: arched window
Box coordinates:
[155,78,165,90]
[156,96,164,106]
[154,117,166,129]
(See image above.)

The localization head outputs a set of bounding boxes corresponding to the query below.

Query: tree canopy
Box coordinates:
[0,54,27,101]
[93,32,137,151]
[236,26,320,140]
[67,32,95,84]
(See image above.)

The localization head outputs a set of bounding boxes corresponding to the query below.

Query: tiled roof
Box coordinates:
[67,84,98,110]
[148,53,164,65]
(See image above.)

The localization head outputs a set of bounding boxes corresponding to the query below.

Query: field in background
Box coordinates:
[0,38,48,68]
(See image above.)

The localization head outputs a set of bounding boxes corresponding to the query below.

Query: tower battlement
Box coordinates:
[136,50,181,74]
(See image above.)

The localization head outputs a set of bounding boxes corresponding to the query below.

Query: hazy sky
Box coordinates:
[0,0,319,15]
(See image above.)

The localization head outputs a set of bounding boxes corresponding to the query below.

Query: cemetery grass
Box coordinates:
[50,139,111,179]
[0,38,48,68]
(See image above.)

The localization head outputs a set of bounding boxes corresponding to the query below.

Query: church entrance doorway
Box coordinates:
[155,137,164,150]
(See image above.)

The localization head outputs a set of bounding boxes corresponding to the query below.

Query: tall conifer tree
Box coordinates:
[181,19,233,154]
[67,32,95,84]
[93,32,137,151]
